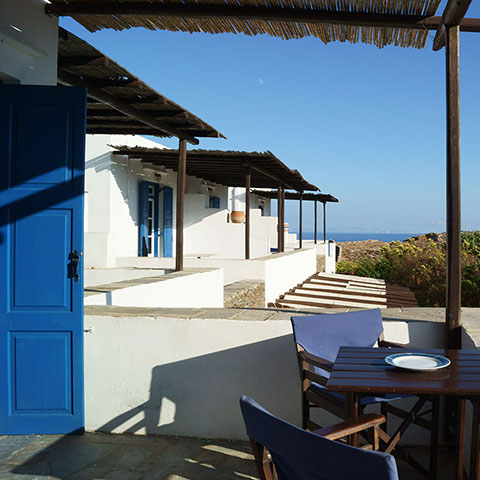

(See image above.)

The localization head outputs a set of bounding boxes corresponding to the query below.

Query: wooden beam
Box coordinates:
[433,0,472,51]
[58,69,199,144]
[445,25,462,349]
[45,2,480,32]
[58,55,109,67]
[299,192,303,249]
[246,162,294,190]
[323,202,327,244]
[245,169,251,260]
[176,139,187,271]
[314,200,317,245]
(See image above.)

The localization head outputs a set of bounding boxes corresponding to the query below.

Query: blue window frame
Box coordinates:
[139,181,159,257]
[209,196,220,209]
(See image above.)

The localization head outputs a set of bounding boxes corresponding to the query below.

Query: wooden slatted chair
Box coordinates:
[291,309,440,477]
[240,395,399,480]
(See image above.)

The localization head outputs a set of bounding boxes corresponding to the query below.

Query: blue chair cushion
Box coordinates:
[240,395,399,480]
[291,309,384,379]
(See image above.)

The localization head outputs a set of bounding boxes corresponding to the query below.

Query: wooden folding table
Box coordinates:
[327,346,480,480]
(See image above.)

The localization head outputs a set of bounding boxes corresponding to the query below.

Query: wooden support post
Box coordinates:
[245,169,251,260]
[281,187,286,252]
[323,202,327,244]
[175,139,187,271]
[314,200,318,245]
[299,192,303,249]
[277,188,282,253]
[445,25,462,349]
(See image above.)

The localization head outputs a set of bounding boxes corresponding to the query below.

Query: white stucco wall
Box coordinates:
[263,248,317,304]
[117,248,317,303]
[84,268,166,288]
[84,269,223,308]
[85,135,279,265]
[304,240,337,273]
[0,0,58,85]
[83,314,446,440]
[84,135,173,267]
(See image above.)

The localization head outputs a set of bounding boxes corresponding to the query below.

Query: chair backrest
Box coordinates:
[291,309,384,377]
[240,395,399,480]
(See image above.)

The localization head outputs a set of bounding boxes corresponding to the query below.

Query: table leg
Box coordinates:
[429,396,440,480]
[346,392,359,447]
[456,398,466,480]
[470,399,480,480]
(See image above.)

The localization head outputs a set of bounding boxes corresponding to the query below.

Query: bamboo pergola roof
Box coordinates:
[57,27,224,143]
[252,189,338,203]
[112,146,319,191]
[46,0,456,49]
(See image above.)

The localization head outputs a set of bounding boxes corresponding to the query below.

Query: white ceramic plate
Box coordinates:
[385,353,451,371]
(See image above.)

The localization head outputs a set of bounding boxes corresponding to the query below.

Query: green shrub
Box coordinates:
[337,232,480,307]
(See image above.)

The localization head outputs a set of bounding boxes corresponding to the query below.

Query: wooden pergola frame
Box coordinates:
[112,146,319,263]
[252,190,339,249]
[48,0,478,347]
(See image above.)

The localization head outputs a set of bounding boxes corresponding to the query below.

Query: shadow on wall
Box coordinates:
[8,335,298,478]
[98,334,301,438]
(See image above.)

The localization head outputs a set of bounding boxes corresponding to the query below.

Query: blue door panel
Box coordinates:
[10,332,72,413]
[163,186,173,258]
[12,209,71,310]
[13,106,74,187]
[0,85,86,435]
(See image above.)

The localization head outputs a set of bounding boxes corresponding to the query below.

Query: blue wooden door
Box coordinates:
[163,186,173,258]
[0,85,86,434]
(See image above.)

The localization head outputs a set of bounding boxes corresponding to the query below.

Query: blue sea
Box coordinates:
[298,232,421,243]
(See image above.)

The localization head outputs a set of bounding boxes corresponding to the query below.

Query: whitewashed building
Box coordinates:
[84,134,280,268]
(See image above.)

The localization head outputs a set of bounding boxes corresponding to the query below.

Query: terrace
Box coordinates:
[2,0,480,479]
[2,306,480,479]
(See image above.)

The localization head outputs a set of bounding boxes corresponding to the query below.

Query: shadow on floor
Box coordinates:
[4,432,257,479]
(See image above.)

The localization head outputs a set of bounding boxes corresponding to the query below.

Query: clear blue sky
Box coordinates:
[61,2,480,233]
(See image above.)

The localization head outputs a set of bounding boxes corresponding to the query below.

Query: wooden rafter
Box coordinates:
[58,69,199,144]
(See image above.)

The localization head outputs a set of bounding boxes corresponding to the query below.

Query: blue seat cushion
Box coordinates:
[309,382,409,407]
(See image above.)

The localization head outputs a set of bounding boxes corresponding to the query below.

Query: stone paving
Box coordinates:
[0,433,257,480]
[0,432,456,480]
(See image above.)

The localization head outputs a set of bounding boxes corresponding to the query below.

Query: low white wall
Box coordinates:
[84,268,166,288]
[117,248,317,304]
[85,269,223,308]
[116,256,264,285]
[264,248,317,305]
[84,314,446,440]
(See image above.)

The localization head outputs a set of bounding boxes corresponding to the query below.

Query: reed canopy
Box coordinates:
[58,27,223,143]
[47,0,448,49]
[112,146,319,192]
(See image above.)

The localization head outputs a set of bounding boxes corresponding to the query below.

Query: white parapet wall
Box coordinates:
[84,313,300,439]
[302,240,336,273]
[84,308,451,440]
[117,248,317,305]
[262,248,317,305]
[84,268,223,308]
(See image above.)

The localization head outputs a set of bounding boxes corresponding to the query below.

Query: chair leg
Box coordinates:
[380,402,388,435]
[301,394,309,430]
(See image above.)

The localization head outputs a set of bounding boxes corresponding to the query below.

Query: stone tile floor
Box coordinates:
[0,433,456,479]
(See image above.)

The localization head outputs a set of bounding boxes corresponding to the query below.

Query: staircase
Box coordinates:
[271,272,418,310]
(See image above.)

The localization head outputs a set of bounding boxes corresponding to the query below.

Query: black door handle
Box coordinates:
[70,250,80,283]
